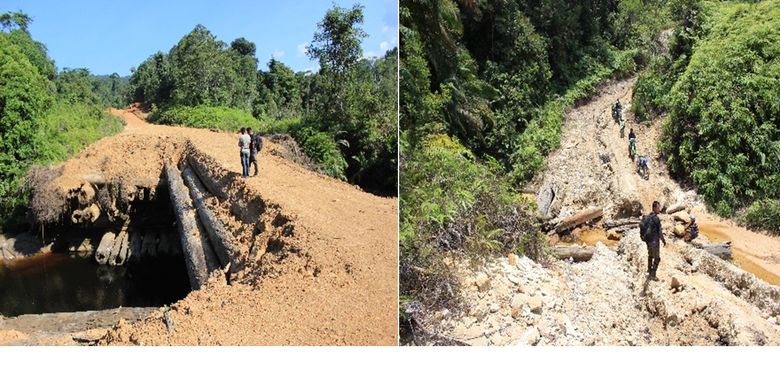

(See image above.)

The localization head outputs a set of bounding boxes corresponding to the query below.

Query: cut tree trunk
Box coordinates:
[95,232,116,265]
[166,162,220,289]
[664,203,686,214]
[553,245,596,262]
[602,218,640,230]
[183,166,243,273]
[555,208,603,233]
[693,241,732,260]
[187,154,229,201]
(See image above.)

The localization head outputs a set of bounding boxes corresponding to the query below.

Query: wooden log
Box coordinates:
[127,231,142,262]
[553,245,596,262]
[95,232,116,265]
[554,208,603,233]
[165,162,220,289]
[78,183,96,205]
[602,218,640,230]
[108,229,127,266]
[183,166,242,272]
[693,241,732,260]
[664,203,686,214]
[109,229,129,266]
[187,154,229,201]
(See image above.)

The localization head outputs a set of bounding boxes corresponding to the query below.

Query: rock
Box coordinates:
[671,276,683,292]
[489,303,500,313]
[507,273,522,286]
[510,295,525,318]
[508,253,519,266]
[548,234,560,245]
[607,230,622,241]
[673,224,686,238]
[520,327,541,346]
[474,273,490,292]
[673,211,691,224]
[768,316,777,326]
[529,295,543,314]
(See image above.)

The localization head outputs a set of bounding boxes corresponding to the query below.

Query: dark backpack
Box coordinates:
[252,134,264,153]
[640,214,657,242]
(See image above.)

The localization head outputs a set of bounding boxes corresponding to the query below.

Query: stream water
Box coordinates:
[0,251,190,317]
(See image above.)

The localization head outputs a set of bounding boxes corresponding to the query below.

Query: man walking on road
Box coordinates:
[238,127,251,177]
[247,127,263,176]
[641,200,666,280]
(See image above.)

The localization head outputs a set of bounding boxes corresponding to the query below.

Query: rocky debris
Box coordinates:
[508,253,519,266]
[673,211,692,224]
[671,276,683,292]
[474,273,490,292]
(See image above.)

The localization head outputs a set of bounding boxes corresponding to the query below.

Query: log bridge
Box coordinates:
[60,152,246,291]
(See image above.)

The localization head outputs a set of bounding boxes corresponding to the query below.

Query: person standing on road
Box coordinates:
[641,200,666,280]
[247,127,263,176]
[238,127,251,177]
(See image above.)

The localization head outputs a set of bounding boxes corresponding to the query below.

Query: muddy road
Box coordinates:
[416,77,780,346]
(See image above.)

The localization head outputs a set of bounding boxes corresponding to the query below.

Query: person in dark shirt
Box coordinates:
[644,200,666,280]
[247,128,263,176]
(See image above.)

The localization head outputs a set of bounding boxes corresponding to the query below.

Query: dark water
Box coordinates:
[0,252,191,317]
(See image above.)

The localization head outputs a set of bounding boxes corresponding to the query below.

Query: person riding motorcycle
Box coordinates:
[637,153,649,179]
[628,128,637,160]
[612,99,622,123]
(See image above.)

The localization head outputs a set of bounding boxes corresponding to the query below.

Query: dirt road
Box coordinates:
[3,109,398,345]
[419,77,780,346]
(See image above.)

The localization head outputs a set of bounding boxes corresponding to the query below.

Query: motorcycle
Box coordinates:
[620,119,626,138]
[636,156,649,180]
[628,138,636,161]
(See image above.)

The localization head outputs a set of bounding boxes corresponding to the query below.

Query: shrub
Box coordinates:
[741,199,780,235]
[400,134,545,312]
[661,0,780,216]
[149,105,262,132]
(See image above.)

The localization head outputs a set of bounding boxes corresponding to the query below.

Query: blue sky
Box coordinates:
[2,0,398,76]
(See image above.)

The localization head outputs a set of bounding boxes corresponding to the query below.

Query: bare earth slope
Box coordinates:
[5,109,397,345]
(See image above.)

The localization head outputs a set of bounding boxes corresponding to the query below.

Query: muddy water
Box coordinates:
[698,223,780,285]
[0,252,190,317]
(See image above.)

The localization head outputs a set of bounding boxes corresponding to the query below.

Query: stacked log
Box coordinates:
[183,166,242,272]
[187,154,229,201]
[165,162,220,289]
[95,232,116,265]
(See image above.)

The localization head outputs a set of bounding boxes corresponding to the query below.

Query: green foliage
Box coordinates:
[149,105,262,132]
[400,134,545,310]
[307,4,367,75]
[660,0,780,216]
[127,8,397,195]
[37,101,124,163]
[0,24,124,230]
[0,32,51,227]
[741,199,780,235]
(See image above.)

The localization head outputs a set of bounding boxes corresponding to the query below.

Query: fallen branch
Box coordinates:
[555,208,603,233]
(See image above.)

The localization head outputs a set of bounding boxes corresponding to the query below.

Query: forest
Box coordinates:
[0,11,126,230]
[401,0,780,317]
[128,4,398,195]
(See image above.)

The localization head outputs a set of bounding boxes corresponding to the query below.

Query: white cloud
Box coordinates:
[272,50,285,59]
[364,51,377,59]
[379,41,390,52]
[297,43,307,58]
[382,25,390,33]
